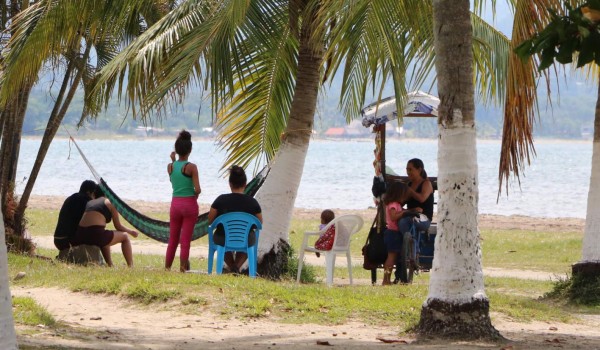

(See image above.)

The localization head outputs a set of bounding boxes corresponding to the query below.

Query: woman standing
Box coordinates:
[166,130,201,272]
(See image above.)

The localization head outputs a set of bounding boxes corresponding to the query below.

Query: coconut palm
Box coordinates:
[88,0,510,278]
[0,0,34,226]
[414,0,500,338]
[0,0,173,237]
[515,1,600,281]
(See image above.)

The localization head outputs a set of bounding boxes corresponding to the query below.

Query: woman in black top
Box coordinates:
[73,187,139,267]
[208,166,262,273]
[394,158,434,283]
[398,158,434,234]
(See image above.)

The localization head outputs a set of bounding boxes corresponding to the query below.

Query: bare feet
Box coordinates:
[180,260,190,272]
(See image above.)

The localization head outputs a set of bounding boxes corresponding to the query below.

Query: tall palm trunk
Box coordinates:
[13,42,90,234]
[0,84,32,216]
[0,0,32,227]
[0,208,17,349]
[256,4,322,278]
[573,75,600,276]
[418,0,500,339]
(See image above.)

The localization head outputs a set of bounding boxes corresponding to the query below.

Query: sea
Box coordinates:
[17,137,593,219]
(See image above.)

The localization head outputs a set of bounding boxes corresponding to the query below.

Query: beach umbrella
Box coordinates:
[360,91,440,128]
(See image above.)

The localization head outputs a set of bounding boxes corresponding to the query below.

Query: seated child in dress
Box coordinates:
[314,209,335,257]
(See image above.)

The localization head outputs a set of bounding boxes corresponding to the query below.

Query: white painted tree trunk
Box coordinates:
[428,123,486,302]
[580,82,600,263]
[0,210,18,349]
[418,0,497,339]
[253,3,321,266]
[255,141,309,257]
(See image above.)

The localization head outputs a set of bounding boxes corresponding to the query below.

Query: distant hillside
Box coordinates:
[24,72,597,140]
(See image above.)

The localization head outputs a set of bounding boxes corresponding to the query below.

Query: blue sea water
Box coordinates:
[17,137,592,218]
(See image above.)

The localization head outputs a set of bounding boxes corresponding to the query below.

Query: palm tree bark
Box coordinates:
[0,85,32,217]
[255,3,322,278]
[418,0,500,340]
[0,0,32,225]
[13,42,91,234]
[0,208,18,349]
[573,74,600,277]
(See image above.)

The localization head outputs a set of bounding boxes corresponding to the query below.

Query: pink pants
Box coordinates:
[166,197,199,269]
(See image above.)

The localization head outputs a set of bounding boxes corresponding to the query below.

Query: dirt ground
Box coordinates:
[11,195,599,349]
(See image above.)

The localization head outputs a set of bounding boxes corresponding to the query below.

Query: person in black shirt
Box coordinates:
[54,180,97,257]
[395,158,435,283]
[208,166,262,273]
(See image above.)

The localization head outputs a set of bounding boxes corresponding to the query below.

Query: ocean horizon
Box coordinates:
[18,137,593,219]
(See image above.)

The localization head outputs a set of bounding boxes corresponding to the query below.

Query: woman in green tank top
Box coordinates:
[165,130,201,272]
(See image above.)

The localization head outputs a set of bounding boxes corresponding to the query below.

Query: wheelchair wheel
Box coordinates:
[398,231,414,283]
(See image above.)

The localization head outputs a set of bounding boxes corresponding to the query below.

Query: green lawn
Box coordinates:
[7,207,592,332]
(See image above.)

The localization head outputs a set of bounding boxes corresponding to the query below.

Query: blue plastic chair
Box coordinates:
[207,212,262,277]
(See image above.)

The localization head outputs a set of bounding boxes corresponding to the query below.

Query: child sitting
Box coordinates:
[314,209,335,257]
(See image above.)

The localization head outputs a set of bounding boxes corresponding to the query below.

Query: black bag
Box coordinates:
[362,218,388,270]
[371,176,386,197]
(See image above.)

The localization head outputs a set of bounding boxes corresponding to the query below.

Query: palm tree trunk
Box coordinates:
[13,42,90,233]
[0,84,32,217]
[0,208,18,349]
[418,0,500,340]
[1,0,31,228]
[573,76,600,277]
[255,3,322,278]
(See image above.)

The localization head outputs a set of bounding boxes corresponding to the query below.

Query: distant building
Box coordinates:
[323,121,371,138]
[324,127,346,137]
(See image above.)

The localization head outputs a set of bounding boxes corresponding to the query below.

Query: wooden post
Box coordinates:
[376,124,387,232]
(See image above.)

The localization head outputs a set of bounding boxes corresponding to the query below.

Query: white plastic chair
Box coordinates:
[296,214,364,286]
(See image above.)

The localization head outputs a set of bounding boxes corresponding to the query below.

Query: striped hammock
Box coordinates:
[69,136,269,243]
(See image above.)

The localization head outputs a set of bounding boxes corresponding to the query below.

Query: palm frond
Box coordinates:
[471,13,511,105]
[0,0,161,107]
[498,0,559,195]
[319,0,433,122]
[215,0,296,173]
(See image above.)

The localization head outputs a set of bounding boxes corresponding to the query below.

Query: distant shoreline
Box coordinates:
[22,134,593,144]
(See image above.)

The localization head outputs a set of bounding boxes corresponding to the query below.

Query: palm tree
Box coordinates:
[415,0,500,339]
[0,0,34,228]
[515,1,600,281]
[0,210,17,349]
[89,0,510,278]
[0,0,173,238]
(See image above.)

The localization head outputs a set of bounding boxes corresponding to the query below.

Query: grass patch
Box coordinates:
[12,296,57,327]
[8,250,575,329]
[545,274,600,306]
[13,207,590,330]
[480,229,581,274]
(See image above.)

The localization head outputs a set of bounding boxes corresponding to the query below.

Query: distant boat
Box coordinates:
[581,126,593,140]
[134,126,164,138]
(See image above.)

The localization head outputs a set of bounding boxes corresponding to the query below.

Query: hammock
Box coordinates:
[69,136,269,243]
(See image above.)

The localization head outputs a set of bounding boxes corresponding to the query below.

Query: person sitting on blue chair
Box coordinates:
[207,165,263,274]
